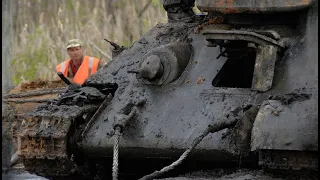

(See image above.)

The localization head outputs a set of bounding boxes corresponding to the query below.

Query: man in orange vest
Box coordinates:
[56,39,102,85]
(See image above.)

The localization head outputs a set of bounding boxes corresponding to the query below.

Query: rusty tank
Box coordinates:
[5,0,318,179]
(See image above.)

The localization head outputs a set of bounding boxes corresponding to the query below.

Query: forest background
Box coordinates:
[3,0,171,88]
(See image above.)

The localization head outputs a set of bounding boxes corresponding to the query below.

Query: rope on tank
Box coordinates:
[138,126,213,180]
[138,106,258,180]
[111,105,139,180]
[113,127,121,180]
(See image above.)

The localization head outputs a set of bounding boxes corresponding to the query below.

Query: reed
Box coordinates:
[11,0,167,85]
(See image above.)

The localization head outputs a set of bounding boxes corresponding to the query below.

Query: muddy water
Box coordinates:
[2,170,47,180]
[2,168,318,180]
[160,170,318,180]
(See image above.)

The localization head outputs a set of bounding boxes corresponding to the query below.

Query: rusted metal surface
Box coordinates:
[2,83,67,169]
[194,17,225,34]
[196,0,313,14]
[17,115,71,159]
[15,104,97,177]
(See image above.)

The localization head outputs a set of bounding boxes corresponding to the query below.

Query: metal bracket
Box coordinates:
[202,30,284,48]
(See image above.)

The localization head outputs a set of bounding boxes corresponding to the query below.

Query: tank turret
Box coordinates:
[196,0,312,14]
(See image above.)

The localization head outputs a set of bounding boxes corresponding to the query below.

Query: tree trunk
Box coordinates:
[2,0,14,93]
[2,0,14,171]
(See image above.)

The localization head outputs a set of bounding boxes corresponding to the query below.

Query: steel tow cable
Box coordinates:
[111,105,139,180]
[113,127,121,180]
[138,106,258,180]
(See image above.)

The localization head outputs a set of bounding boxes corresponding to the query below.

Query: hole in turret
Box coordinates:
[212,40,256,88]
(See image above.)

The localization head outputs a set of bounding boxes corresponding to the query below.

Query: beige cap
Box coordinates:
[66,39,82,49]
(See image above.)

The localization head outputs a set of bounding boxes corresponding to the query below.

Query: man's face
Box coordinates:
[67,46,83,60]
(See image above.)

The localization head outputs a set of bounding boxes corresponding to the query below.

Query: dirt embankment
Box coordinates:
[4,79,66,113]
[2,79,67,158]
[9,79,66,93]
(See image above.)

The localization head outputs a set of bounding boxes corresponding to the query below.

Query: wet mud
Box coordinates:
[160,169,318,180]
[2,169,48,180]
[2,167,318,180]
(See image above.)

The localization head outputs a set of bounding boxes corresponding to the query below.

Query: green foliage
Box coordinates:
[12,44,50,85]
[151,0,166,13]
[65,0,75,12]
[11,0,167,85]
[151,0,161,6]
[193,5,201,14]
[11,26,49,85]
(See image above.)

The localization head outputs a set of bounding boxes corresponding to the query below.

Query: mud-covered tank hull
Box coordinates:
[79,0,318,177]
[8,0,318,179]
[81,32,259,160]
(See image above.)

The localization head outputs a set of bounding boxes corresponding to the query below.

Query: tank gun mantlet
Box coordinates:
[136,55,164,81]
[129,42,192,86]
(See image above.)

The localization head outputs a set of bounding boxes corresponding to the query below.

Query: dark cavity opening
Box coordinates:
[212,40,256,88]
[83,82,118,97]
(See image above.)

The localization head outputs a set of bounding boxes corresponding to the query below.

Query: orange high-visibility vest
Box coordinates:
[56,56,100,85]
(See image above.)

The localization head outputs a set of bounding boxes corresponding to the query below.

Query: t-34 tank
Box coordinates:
[13,0,318,179]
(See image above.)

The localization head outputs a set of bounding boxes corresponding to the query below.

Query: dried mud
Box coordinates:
[10,79,66,93]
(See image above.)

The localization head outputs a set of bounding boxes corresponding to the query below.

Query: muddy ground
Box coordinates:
[2,168,318,180]
[2,170,47,180]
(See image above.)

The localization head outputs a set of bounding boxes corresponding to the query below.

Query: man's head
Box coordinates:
[66,39,83,61]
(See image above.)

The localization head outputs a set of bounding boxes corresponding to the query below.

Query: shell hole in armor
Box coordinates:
[212,40,256,88]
